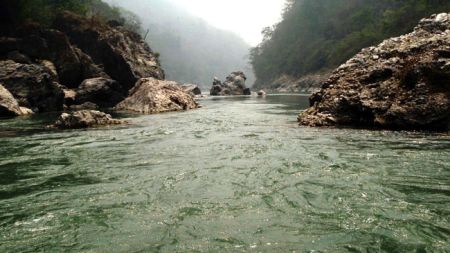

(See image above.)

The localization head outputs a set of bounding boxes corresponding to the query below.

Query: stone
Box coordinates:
[0,83,32,117]
[181,84,202,96]
[5,51,31,64]
[257,90,267,96]
[210,71,251,96]
[69,102,99,111]
[75,77,124,108]
[0,60,64,112]
[52,110,124,129]
[63,89,77,106]
[116,78,199,114]
[298,13,450,131]
[0,24,108,88]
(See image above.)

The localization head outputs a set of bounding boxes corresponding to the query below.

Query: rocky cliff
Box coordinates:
[0,11,198,119]
[298,13,450,131]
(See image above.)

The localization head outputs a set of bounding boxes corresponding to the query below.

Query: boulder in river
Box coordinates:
[116,78,199,114]
[210,71,251,96]
[257,90,267,97]
[181,84,202,96]
[298,13,450,131]
[0,84,32,117]
[75,77,124,108]
[52,110,124,129]
[54,11,165,91]
[0,60,64,112]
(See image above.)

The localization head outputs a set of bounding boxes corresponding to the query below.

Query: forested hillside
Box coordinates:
[105,0,254,89]
[250,0,450,88]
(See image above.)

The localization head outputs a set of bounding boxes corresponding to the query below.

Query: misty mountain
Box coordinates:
[105,0,254,89]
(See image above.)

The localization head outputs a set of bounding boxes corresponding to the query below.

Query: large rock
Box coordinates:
[75,77,124,108]
[52,110,124,129]
[210,71,251,96]
[298,13,450,131]
[54,11,165,91]
[0,24,107,88]
[116,78,199,114]
[0,60,64,112]
[0,84,32,117]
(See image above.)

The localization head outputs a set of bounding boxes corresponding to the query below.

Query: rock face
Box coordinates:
[54,12,165,91]
[0,84,32,117]
[298,13,450,131]
[75,77,124,108]
[181,84,202,96]
[210,71,251,96]
[0,24,106,88]
[116,78,199,114]
[53,110,124,129]
[0,60,64,112]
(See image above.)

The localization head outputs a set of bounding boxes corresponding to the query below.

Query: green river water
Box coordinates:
[0,95,449,252]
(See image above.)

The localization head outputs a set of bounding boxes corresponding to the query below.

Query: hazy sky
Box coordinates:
[171,0,286,46]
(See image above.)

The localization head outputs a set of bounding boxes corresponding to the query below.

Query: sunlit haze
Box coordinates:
[171,0,285,46]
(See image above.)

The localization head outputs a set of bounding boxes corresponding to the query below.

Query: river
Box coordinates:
[0,95,449,252]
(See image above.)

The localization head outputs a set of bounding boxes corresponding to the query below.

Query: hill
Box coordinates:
[251,0,450,89]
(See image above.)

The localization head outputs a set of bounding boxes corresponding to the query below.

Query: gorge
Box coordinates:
[0,1,449,252]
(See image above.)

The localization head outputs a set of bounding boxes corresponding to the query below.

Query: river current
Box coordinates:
[0,95,449,252]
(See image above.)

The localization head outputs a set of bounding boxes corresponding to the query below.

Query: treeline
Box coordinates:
[0,0,135,30]
[250,0,450,88]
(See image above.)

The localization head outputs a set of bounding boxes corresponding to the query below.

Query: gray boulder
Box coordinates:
[52,110,124,129]
[0,60,64,112]
[75,77,124,108]
[0,84,32,117]
[116,78,199,114]
[181,84,202,96]
[210,71,251,96]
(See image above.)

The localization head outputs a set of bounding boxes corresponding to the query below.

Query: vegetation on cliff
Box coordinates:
[250,0,450,88]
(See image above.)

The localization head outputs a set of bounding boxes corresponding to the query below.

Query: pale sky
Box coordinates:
[171,0,286,46]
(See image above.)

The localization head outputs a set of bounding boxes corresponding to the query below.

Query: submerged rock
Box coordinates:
[0,84,32,117]
[75,77,124,108]
[54,11,165,91]
[52,110,124,129]
[257,90,267,97]
[0,60,64,112]
[210,71,251,96]
[116,78,199,114]
[298,13,450,131]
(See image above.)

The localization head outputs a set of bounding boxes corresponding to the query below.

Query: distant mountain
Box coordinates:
[105,0,255,89]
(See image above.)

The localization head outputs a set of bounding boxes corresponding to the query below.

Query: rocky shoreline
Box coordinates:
[256,73,329,94]
[0,11,199,128]
[298,13,450,131]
